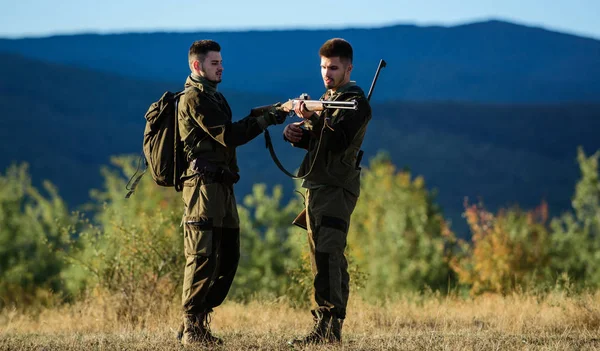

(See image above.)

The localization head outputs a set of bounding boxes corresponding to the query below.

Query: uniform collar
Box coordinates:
[327,81,356,98]
[189,73,218,94]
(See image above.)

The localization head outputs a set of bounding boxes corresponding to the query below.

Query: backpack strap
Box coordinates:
[125,151,147,198]
[173,89,188,192]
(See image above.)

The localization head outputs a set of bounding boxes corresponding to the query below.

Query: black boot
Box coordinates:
[287,310,342,347]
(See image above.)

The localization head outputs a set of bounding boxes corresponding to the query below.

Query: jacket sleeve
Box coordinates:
[185,91,268,147]
[323,94,371,153]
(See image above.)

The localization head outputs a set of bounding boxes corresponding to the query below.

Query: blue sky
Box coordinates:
[1,0,599,39]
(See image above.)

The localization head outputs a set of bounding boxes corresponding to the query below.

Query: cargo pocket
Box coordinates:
[183,174,199,187]
[315,215,348,253]
[182,175,199,211]
[184,216,213,257]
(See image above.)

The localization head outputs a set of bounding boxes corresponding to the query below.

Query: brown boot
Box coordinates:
[180,311,223,346]
[287,310,342,347]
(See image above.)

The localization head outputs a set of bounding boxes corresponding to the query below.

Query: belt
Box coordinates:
[190,158,240,186]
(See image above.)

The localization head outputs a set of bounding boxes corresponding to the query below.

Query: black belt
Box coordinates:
[190,158,240,186]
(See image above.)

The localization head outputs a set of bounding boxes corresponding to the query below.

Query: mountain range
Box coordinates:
[1,19,599,236]
[2,20,600,103]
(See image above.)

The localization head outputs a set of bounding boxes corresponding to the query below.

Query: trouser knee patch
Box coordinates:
[314,250,331,303]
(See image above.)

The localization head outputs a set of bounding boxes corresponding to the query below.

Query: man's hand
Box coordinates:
[283,121,305,143]
[265,103,288,125]
[294,95,315,119]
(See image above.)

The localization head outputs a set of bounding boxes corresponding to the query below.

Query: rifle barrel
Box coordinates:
[297,99,358,111]
[367,59,387,101]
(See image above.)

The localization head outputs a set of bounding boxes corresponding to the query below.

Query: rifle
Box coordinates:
[292,59,387,231]
[250,98,357,117]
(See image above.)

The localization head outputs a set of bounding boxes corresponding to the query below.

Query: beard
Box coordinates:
[200,62,222,83]
[208,72,222,83]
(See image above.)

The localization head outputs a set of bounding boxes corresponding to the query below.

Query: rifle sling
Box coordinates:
[263,118,329,180]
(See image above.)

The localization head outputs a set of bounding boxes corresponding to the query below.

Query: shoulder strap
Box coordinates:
[264,129,300,178]
[125,151,146,198]
[173,89,188,192]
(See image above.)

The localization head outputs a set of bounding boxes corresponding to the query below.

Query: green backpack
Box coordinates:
[126,89,188,198]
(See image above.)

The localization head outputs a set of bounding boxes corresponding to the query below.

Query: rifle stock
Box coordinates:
[292,209,308,230]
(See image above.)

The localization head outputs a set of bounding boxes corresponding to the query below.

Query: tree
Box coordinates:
[549,147,600,287]
[348,154,456,299]
[0,163,76,308]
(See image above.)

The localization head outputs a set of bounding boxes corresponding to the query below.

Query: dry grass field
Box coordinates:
[1,291,599,350]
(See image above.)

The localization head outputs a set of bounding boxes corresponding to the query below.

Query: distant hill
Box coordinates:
[1,20,600,103]
[0,52,281,206]
[2,52,600,237]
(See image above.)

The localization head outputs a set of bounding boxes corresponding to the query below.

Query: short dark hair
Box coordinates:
[319,38,353,63]
[189,40,221,63]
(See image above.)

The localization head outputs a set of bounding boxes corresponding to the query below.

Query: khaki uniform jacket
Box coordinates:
[289,82,372,197]
[178,75,270,176]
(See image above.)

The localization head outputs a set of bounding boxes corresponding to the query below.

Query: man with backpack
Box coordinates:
[282,38,372,346]
[177,39,287,345]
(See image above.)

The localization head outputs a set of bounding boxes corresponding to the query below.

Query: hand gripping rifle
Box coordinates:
[253,95,358,181]
[250,97,358,117]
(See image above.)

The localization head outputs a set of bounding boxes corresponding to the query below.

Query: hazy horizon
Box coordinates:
[2,0,599,40]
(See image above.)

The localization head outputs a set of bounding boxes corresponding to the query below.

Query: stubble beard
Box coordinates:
[214,71,223,84]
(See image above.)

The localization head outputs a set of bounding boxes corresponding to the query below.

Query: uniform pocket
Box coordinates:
[329,152,354,179]
[315,215,348,253]
[183,174,199,187]
[184,216,213,257]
